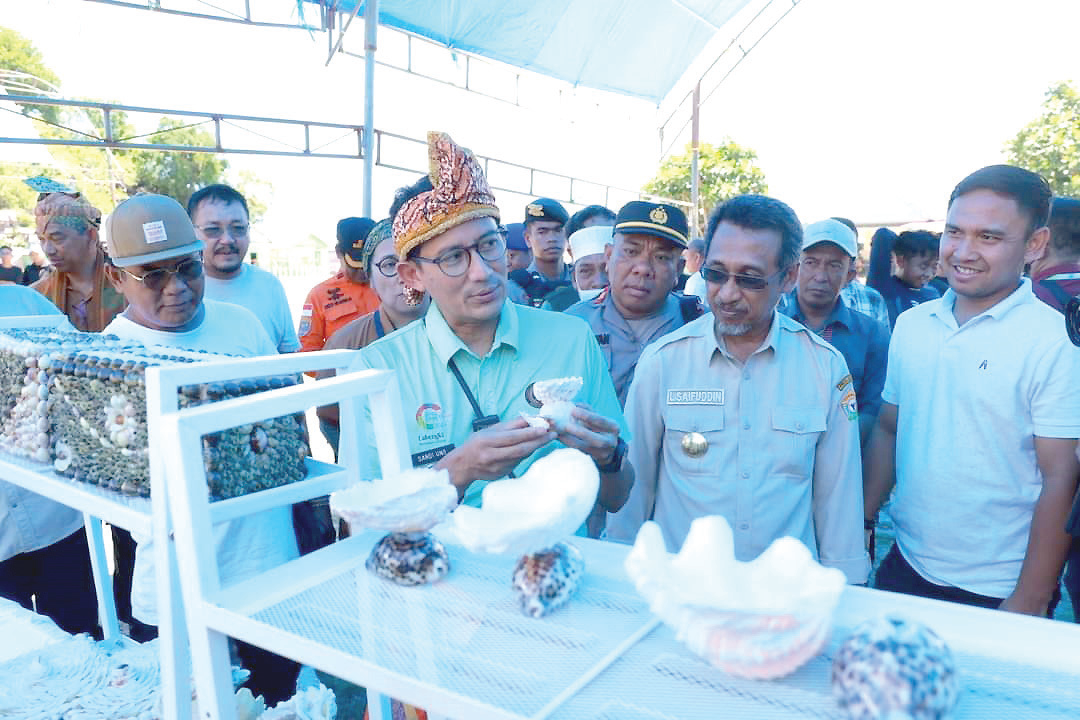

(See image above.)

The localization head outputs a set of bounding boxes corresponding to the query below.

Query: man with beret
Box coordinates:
[298,217,380,352]
[608,194,868,586]
[503,222,531,272]
[566,201,703,407]
[190,184,300,353]
[353,131,633,519]
[30,188,125,332]
[102,193,300,703]
[780,219,890,446]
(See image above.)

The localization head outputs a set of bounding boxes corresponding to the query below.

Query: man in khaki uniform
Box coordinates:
[608,194,868,585]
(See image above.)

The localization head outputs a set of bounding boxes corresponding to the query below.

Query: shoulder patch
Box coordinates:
[840,387,858,421]
[836,374,852,391]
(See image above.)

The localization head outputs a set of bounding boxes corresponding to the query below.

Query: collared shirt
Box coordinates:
[882,279,1080,597]
[565,292,689,406]
[1031,262,1080,313]
[780,290,890,421]
[1,292,80,563]
[354,299,628,508]
[526,260,572,284]
[203,263,301,353]
[298,271,379,352]
[839,281,890,327]
[609,311,869,584]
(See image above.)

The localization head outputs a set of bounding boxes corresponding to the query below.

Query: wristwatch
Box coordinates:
[596,436,627,473]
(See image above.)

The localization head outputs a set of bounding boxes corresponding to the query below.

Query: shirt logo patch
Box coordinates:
[979,360,988,370]
[836,374,853,391]
[298,304,313,336]
[841,388,858,421]
[667,389,724,405]
[416,403,448,445]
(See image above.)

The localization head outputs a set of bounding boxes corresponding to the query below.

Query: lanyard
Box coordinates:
[447,358,501,432]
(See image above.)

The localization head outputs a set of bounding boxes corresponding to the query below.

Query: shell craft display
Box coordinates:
[832,616,959,720]
[625,516,846,679]
[520,376,583,432]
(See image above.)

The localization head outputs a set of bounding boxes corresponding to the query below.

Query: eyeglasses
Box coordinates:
[120,258,204,291]
[701,265,788,291]
[196,223,249,240]
[373,255,399,278]
[413,233,505,277]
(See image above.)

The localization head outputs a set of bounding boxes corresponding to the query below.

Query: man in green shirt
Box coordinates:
[354,131,632,512]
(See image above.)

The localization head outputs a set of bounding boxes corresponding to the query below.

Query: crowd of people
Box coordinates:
[2,131,1080,707]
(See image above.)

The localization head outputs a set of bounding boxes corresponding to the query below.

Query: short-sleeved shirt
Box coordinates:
[882,280,1080,597]
[353,299,628,508]
[202,263,300,353]
[608,311,869,584]
[840,281,890,327]
[565,292,690,406]
[781,291,890,421]
[298,272,379,352]
[105,300,296,625]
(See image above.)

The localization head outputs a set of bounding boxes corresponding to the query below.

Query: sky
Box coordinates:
[3,0,1080,249]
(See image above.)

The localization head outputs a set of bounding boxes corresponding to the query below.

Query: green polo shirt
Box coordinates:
[353,299,628,508]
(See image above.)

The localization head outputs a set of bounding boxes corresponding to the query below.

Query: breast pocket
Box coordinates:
[771,406,827,480]
[325,300,358,324]
[663,405,725,476]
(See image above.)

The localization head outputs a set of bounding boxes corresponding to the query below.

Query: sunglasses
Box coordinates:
[701,265,788,291]
[119,258,204,291]
[196,223,250,240]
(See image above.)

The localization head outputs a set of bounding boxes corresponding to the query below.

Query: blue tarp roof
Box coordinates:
[308,0,753,103]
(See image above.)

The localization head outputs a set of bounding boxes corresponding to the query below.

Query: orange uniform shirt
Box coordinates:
[298,271,380,352]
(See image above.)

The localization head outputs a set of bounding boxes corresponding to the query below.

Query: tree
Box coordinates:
[1005,81,1080,197]
[129,118,228,208]
[0,26,62,125]
[644,140,768,233]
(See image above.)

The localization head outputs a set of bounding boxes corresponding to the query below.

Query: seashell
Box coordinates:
[521,376,583,431]
[330,467,457,534]
[449,448,599,556]
[260,682,338,720]
[832,616,959,720]
[249,426,269,453]
[625,516,846,680]
[512,541,584,618]
[365,531,450,587]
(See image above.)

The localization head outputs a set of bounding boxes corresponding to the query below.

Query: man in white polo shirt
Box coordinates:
[864,165,1080,615]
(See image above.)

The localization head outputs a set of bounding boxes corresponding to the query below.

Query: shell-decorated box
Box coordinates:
[0,327,309,500]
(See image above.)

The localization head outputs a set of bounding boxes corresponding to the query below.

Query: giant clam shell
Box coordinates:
[449,448,599,556]
[521,376,583,431]
[832,616,959,719]
[330,467,457,534]
[625,516,846,679]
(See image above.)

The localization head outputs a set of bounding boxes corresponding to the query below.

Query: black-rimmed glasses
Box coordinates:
[701,264,788,291]
[196,223,249,240]
[120,258,204,291]
[373,256,399,278]
[412,233,505,277]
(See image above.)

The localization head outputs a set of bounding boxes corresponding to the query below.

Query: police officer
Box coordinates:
[565,201,703,406]
[508,198,578,308]
[608,194,868,586]
[298,217,380,352]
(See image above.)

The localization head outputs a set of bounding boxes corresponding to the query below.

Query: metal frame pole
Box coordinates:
[690,82,701,239]
[362,0,379,217]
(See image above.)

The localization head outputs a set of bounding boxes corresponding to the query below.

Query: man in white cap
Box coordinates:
[567,225,611,302]
[103,194,301,704]
[779,219,890,445]
[565,200,702,407]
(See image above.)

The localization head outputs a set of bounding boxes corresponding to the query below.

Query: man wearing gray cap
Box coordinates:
[103,194,300,703]
[780,219,890,445]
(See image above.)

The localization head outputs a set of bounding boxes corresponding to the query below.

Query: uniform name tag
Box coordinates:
[596,333,610,346]
[411,444,455,467]
[667,389,724,405]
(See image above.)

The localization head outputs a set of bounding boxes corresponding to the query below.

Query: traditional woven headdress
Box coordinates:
[34,192,102,237]
[361,218,393,275]
[392,131,500,260]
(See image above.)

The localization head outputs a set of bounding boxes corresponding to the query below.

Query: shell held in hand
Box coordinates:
[521,376,583,431]
[449,447,599,557]
[330,467,458,534]
[625,516,846,680]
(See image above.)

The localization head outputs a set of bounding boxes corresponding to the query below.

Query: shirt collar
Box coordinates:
[933,277,1035,327]
[1033,262,1080,282]
[710,309,783,364]
[785,290,853,331]
[526,260,570,282]
[424,298,520,366]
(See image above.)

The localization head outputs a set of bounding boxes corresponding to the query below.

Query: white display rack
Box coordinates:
[158,360,1080,720]
[0,315,371,720]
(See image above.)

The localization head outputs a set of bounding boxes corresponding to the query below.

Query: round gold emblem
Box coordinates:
[649,206,669,225]
[681,431,708,458]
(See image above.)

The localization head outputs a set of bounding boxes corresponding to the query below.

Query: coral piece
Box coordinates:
[366,531,450,586]
[512,541,584,618]
[261,683,338,720]
[450,448,599,556]
[625,516,846,680]
[832,616,959,720]
[520,376,583,431]
[330,468,457,534]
